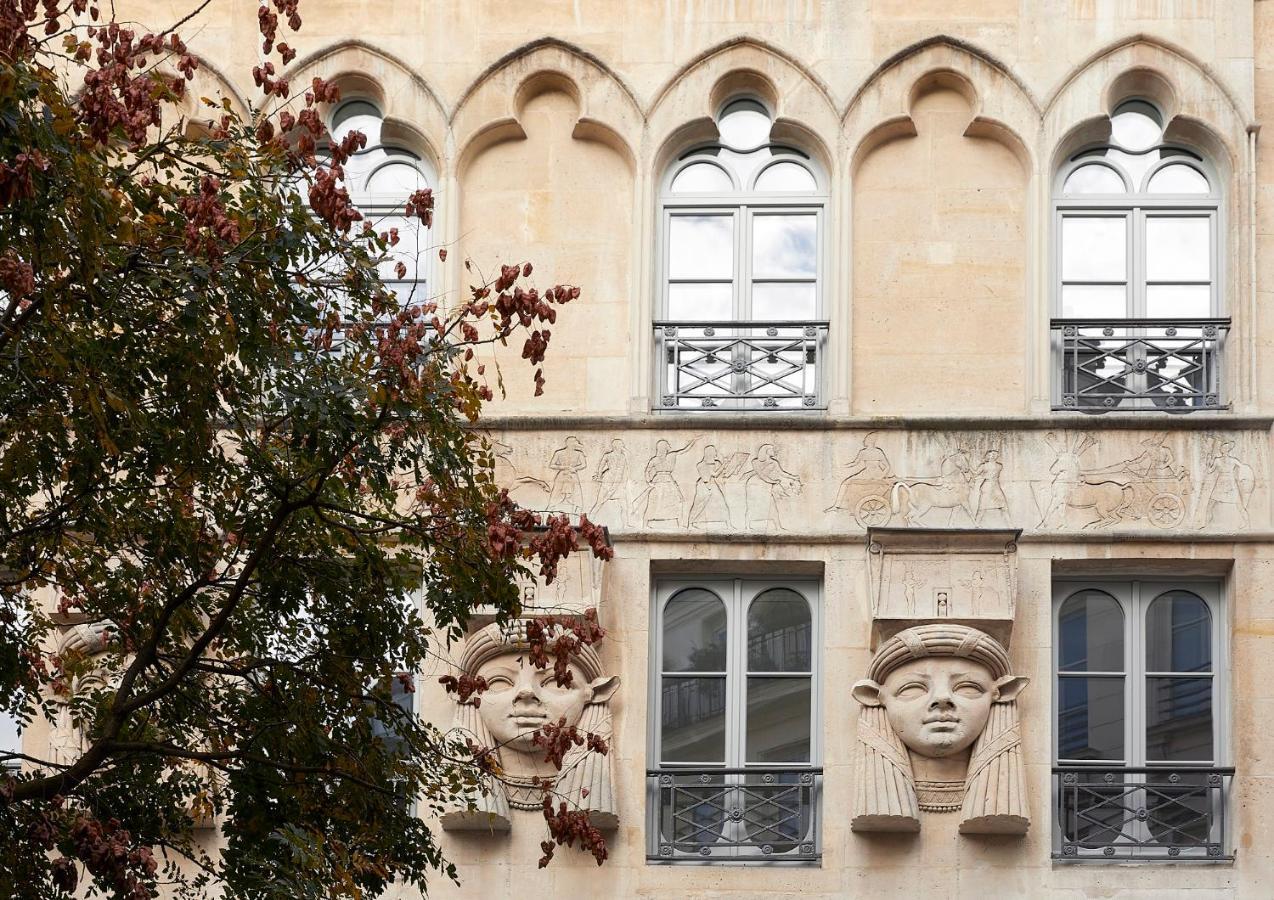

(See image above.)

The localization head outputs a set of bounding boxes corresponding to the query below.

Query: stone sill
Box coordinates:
[476,413,1274,432]
[608,529,1274,544]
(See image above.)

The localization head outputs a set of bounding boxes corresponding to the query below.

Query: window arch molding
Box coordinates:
[653,98,830,410]
[1049,97,1230,411]
[317,96,438,313]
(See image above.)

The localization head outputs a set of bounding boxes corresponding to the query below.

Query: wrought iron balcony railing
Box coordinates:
[654,321,828,410]
[1052,318,1230,411]
[1054,766,1233,860]
[647,767,822,862]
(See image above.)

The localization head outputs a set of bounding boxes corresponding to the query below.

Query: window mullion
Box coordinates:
[1130,581,1146,768]
[729,578,745,768]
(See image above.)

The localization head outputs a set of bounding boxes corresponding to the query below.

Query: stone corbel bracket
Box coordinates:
[866,527,1021,647]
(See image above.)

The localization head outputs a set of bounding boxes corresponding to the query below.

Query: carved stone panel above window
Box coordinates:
[867,528,1020,646]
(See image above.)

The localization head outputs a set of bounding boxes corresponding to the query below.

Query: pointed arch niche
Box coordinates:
[849,68,1031,415]
[456,50,639,415]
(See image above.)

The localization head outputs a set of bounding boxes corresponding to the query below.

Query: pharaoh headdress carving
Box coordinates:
[439,620,619,832]
[851,624,1029,835]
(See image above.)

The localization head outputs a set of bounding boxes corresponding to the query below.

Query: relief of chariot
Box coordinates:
[1032,432,1197,529]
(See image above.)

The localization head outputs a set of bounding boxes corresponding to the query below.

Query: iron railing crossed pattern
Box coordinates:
[647,767,822,861]
[1054,766,1233,860]
[654,321,828,410]
[1052,318,1230,411]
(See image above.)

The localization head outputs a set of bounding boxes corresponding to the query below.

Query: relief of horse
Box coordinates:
[1040,478,1134,529]
[889,451,975,526]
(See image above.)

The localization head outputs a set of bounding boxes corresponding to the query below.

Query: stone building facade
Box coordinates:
[58,1,1274,897]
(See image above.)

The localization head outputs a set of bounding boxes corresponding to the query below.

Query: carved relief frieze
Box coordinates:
[851,624,1029,835]
[440,621,619,832]
[483,427,1268,537]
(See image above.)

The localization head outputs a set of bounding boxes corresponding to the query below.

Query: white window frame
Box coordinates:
[648,576,822,862]
[1051,577,1229,857]
[1052,158,1221,319]
[316,101,438,320]
[658,159,827,323]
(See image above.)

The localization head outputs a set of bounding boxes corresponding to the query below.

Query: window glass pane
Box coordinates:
[1145,771,1213,845]
[747,589,811,672]
[751,283,816,320]
[1058,676,1125,760]
[1063,164,1126,194]
[662,589,727,671]
[376,215,426,307]
[670,162,733,194]
[661,676,727,762]
[668,283,733,320]
[1147,164,1210,195]
[742,771,814,850]
[1146,676,1213,761]
[370,674,414,759]
[331,100,382,143]
[1062,217,1126,281]
[1146,285,1210,318]
[1059,770,1133,846]
[365,161,426,195]
[1061,285,1127,318]
[718,99,771,150]
[1146,591,1212,672]
[1110,99,1163,152]
[752,215,816,279]
[1058,590,1124,671]
[669,215,734,279]
[746,677,810,762]
[755,162,817,192]
[0,710,19,765]
[1146,217,1210,282]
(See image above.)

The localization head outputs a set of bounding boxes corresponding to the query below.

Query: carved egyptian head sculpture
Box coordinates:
[850,624,1029,834]
[440,620,620,831]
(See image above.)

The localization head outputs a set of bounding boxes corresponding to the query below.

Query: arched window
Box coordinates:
[1052,99,1226,411]
[1052,580,1228,860]
[651,577,821,860]
[324,99,434,311]
[656,99,827,411]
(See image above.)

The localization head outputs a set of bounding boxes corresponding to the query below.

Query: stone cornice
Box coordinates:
[475,413,1274,432]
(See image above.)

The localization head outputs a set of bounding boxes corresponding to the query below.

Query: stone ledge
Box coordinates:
[605,529,1274,544]
[476,413,1274,432]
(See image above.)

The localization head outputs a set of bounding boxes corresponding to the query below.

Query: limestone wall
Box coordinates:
[103,0,1274,896]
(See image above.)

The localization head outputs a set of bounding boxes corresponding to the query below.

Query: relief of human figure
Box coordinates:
[1196,438,1255,528]
[1036,432,1132,529]
[825,432,894,513]
[634,436,702,527]
[688,444,731,529]
[851,624,1029,834]
[440,621,620,831]
[1095,433,1181,481]
[547,436,588,514]
[588,438,630,527]
[48,621,115,767]
[491,439,550,506]
[970,449,1010,526]
[744,443,802,530]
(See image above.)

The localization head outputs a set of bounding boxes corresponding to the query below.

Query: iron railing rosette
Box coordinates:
[1052,318,1230,412]
[647,767,822,861]
[1054,766,1233,860]
[654,321,828,410]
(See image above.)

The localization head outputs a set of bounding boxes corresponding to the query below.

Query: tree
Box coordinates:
[0,2,612,896]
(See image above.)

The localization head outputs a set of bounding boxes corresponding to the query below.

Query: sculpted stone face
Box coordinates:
[878,657,996,758]
[475,654,592,751]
